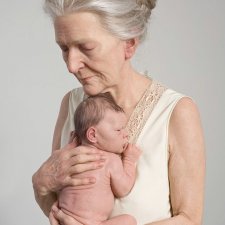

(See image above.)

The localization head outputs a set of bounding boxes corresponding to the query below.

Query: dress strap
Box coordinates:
[127,80,167,143]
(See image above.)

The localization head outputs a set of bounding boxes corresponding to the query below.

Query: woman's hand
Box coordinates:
[49,202,83,225]
[33,139,106,196]
[32,135,106,216]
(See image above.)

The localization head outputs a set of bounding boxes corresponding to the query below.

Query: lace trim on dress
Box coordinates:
[127,80,167,143]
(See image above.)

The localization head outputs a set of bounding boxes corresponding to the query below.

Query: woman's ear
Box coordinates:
[86,127,97,143]
[124,38,139,59]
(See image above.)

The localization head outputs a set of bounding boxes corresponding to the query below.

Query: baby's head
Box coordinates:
[74,93,128,153]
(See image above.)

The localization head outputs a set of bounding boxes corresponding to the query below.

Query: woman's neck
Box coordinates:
[108,65,152,119]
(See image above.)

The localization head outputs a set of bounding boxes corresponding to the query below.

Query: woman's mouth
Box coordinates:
[81,76,93,84]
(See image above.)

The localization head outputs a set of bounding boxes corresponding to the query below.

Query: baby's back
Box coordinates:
[59,151,117,223]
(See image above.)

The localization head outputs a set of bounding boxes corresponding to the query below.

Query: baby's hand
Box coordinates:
[122,143,142,163]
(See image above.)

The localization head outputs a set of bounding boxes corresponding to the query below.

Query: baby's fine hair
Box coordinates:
[44,0,157,42]
[74,92,124,142]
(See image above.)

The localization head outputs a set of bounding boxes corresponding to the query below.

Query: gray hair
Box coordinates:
[44,0,157,42]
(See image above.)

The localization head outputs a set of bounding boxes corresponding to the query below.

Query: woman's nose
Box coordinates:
[65,48,84,74]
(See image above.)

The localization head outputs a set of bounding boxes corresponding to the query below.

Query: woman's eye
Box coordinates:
[79,44,95,52]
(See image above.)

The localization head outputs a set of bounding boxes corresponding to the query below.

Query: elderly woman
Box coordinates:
[32,0,205,225]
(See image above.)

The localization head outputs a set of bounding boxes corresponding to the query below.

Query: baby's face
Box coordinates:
[95,110,128,153]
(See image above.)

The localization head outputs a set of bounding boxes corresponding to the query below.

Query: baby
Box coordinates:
[58,93,141,225]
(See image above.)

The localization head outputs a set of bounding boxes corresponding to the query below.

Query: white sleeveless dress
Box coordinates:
[60,79,186,225]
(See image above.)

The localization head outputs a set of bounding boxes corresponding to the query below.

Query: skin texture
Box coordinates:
[32,11,205,225]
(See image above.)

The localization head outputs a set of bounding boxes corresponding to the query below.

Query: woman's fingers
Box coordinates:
[49,211,59,225]
[64,176,96,187]
[67,145,104,157]
[49,202,60,225]
[62,157,106,186]
[35,144,106,193]
[51,204,83,225]
[52,157,104,187]
[69,160,105,174]
[69,153,106,166]
[62,160,105,186]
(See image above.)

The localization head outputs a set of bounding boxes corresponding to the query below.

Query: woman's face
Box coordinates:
[54,12,128,95]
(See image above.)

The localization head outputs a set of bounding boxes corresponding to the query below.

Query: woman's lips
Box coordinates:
[80,76,93,84]
[81,76,94,83]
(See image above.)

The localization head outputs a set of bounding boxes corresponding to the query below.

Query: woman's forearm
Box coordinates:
[32,172,57,216]
[145,214,200,225]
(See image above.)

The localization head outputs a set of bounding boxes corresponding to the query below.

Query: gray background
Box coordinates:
[0,0,224,224]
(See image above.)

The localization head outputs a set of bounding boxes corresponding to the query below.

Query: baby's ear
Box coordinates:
[86,127,97,143]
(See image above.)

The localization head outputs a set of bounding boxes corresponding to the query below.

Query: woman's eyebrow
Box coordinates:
[56,38,97,46]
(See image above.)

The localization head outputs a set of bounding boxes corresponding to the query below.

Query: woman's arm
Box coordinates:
[52,92,71,152]
[32,91,71,216]
[146,97,206,225]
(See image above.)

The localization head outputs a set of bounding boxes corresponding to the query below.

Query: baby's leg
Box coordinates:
[101,214,136,225]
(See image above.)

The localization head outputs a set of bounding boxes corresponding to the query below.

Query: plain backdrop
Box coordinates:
[0,0,224,224]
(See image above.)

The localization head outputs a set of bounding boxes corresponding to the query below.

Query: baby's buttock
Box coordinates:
[59,185,114,223]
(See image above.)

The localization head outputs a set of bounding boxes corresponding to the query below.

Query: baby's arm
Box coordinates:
[109,144,141,198]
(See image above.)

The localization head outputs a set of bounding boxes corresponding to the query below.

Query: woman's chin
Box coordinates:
[83,85,103,96]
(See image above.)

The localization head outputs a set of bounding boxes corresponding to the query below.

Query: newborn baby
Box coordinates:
[58,93,141,225]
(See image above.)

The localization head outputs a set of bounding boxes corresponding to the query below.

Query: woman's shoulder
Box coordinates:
[70,86,85,99]
[153,79,184,98]
[58,87,84,110]
[67,86,86,107]
[152,79,194,106]
[162,86,196,111]
[149,78,197,119]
